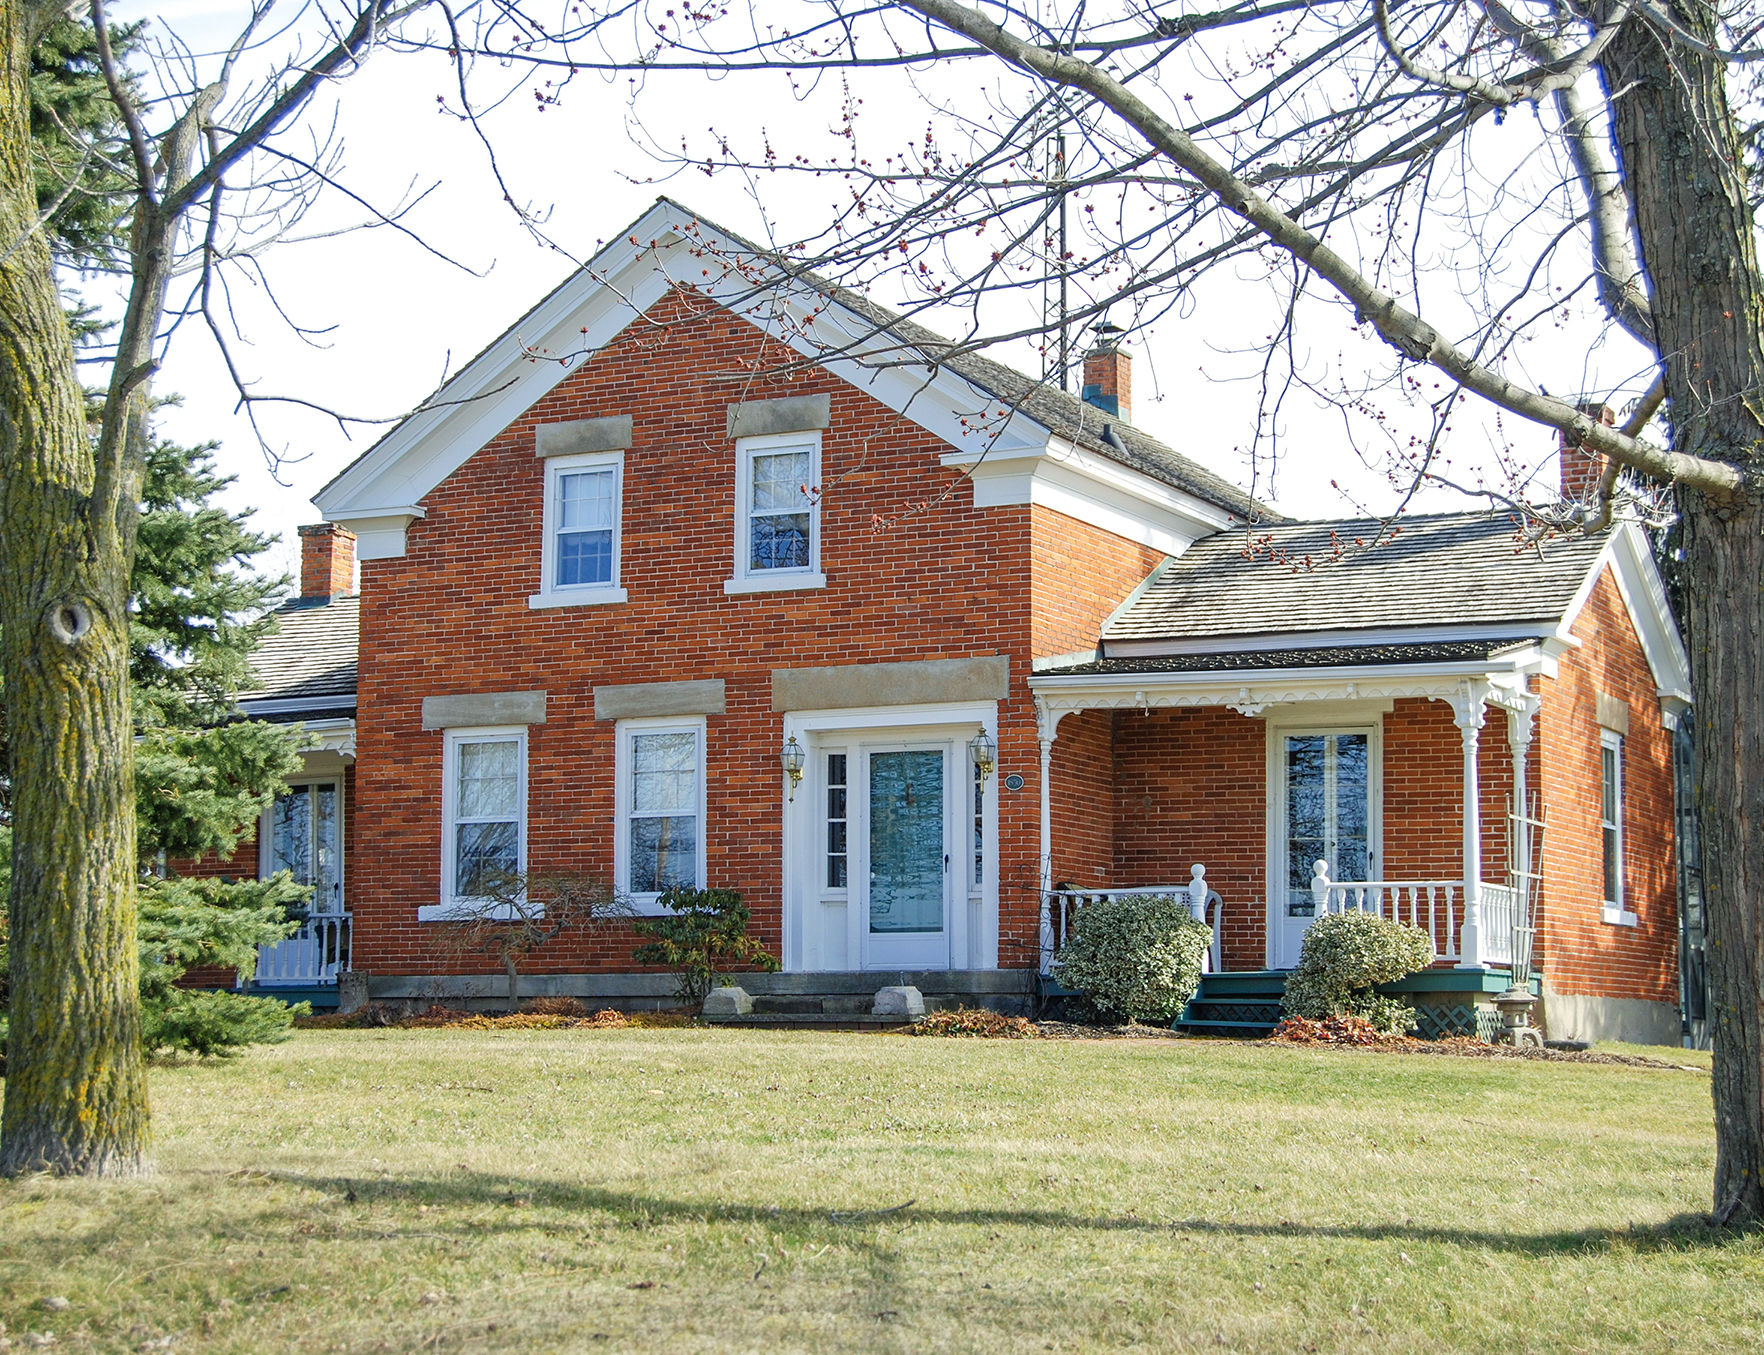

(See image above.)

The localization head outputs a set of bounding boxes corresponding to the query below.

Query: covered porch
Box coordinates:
[1028,645,1549,1020]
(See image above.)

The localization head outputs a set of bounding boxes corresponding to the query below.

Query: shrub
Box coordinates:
[1053,894,1212,1023]
[143,989,308,1058]
[1281,911,1434,1036]
[630,887,779,1004]
[911,1007,1040,1039]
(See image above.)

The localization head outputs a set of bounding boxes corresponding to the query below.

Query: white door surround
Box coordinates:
[780,702,998,973]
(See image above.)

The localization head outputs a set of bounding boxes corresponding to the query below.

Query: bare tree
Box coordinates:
[0,0,491,1176]
[420,0,1763,1222]
[432,868,630,1011]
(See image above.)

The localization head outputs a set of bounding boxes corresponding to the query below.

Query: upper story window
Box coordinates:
[725,433,826,594]
[616,717,706,911]
[1600,729,1635,925]
[531,451,627,609]
[437,727,527,914]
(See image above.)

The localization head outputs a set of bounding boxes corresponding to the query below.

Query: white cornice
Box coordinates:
[1558,521,1693,711]
[941,434,1231,554]
[238,694,356,716]
[313,201,1252,559]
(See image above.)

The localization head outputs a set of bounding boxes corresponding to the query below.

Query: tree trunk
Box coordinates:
[0,0,149,1176]
[1602,6,1764,1224]
[506,957,519,1012]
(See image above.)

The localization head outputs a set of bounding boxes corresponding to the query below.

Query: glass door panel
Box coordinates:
[868,750,945,934]
[1276,732,1374,968]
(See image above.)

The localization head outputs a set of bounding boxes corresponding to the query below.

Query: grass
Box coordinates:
[0,1029,1754,1354]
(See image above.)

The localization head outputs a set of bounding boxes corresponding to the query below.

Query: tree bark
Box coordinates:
[1602,5,1764,1224]
[0,0,149,1176]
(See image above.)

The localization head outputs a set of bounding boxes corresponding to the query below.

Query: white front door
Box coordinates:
[857,743,954,971]
[1272,730,1377,969]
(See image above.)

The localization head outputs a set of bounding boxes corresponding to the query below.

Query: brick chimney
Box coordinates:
[298,522,356,601]
[1559,401,1615,502]
[1080,324,1132,425]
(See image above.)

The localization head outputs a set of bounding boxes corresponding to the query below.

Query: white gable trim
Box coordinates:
[313,200,1240,559]
[1558,521,1693,716]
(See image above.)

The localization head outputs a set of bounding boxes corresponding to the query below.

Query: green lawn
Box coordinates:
[0,1029,1754,1354]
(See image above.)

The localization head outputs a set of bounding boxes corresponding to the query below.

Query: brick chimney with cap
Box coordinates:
[1080,323,1132,425]
[298,522,356,601]
[1559,401,1615,503]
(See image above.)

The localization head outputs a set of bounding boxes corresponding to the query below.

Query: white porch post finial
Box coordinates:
[1311,859,1331,916]
[1187,863,1208,923]
[1453,681,1490,969]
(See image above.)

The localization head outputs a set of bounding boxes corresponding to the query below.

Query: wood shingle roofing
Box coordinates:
[1102,513,1611,647]
[243,594,359,713]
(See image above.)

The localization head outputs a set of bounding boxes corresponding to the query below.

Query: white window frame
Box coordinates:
[724,431,826,594]
[1600,728,1636,926]
[614,715,708,915]
[530,449,628,609]
[422,725,528,921]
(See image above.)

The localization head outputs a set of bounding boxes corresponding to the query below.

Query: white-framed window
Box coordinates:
[428,726,527,919]
[615,717,707,912]
[530,450,628,608]
[1600,729,1635,925]
[724,431,825,594]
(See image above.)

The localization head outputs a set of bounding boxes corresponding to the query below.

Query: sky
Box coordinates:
[104,1,1652,585]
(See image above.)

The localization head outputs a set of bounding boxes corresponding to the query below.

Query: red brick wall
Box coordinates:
[351,290,1061,975]
[1536,567,1677,1002]
[1382,696,1520,886]
[1049,709,1115,890]
[1029,505,1164,661]
[1110,707,1269,968]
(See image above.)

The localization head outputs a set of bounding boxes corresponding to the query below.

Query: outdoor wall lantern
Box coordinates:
[968,731,997,784]
[781,736,806,802]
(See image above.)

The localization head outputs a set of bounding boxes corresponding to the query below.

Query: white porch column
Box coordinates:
[1453,682,1489,968]
[1506,696,1539,939]
[1035,700,1060,972]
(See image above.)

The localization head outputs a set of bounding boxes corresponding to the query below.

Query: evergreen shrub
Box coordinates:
[1053,894,1211,1023]
[1281,911,1434,1036]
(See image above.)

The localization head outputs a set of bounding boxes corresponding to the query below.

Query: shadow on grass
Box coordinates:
[204,1167,1754,1260]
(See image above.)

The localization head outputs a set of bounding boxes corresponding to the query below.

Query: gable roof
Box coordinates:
[238,595,359,719]
[1103,513,1608,649]
[314,198,1269,538]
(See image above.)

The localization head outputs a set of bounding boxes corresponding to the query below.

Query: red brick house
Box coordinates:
[229,199,1694,1043]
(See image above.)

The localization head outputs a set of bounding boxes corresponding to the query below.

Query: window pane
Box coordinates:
[1604,825,1620,904]
[559,469,614,529]
[751,513,810,570]
[826,754,848,889]
[271,785,312,883]
[457,740,520,819]
[557,528,613,586]
[313,784,340,912]
[1602,744,1618,823]
[631,815,698,892]
[456,820,518,896]
[752,451,810,511]
[632,732,697,812]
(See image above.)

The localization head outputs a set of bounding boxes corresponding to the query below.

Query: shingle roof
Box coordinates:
[1039,639,1532,677]
[242,595,359,712]
[1103,513,1609,646]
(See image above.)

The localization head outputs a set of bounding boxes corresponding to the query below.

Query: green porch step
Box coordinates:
[1176,970,1287,1037]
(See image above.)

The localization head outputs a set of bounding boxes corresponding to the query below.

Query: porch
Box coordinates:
[1028,645,1549,1027]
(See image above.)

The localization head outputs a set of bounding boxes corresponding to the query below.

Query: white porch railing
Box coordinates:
[255,912,352,986]
[1477,883,1517,967]
[1041,863,1221,975]
[1310,862,1464,964]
